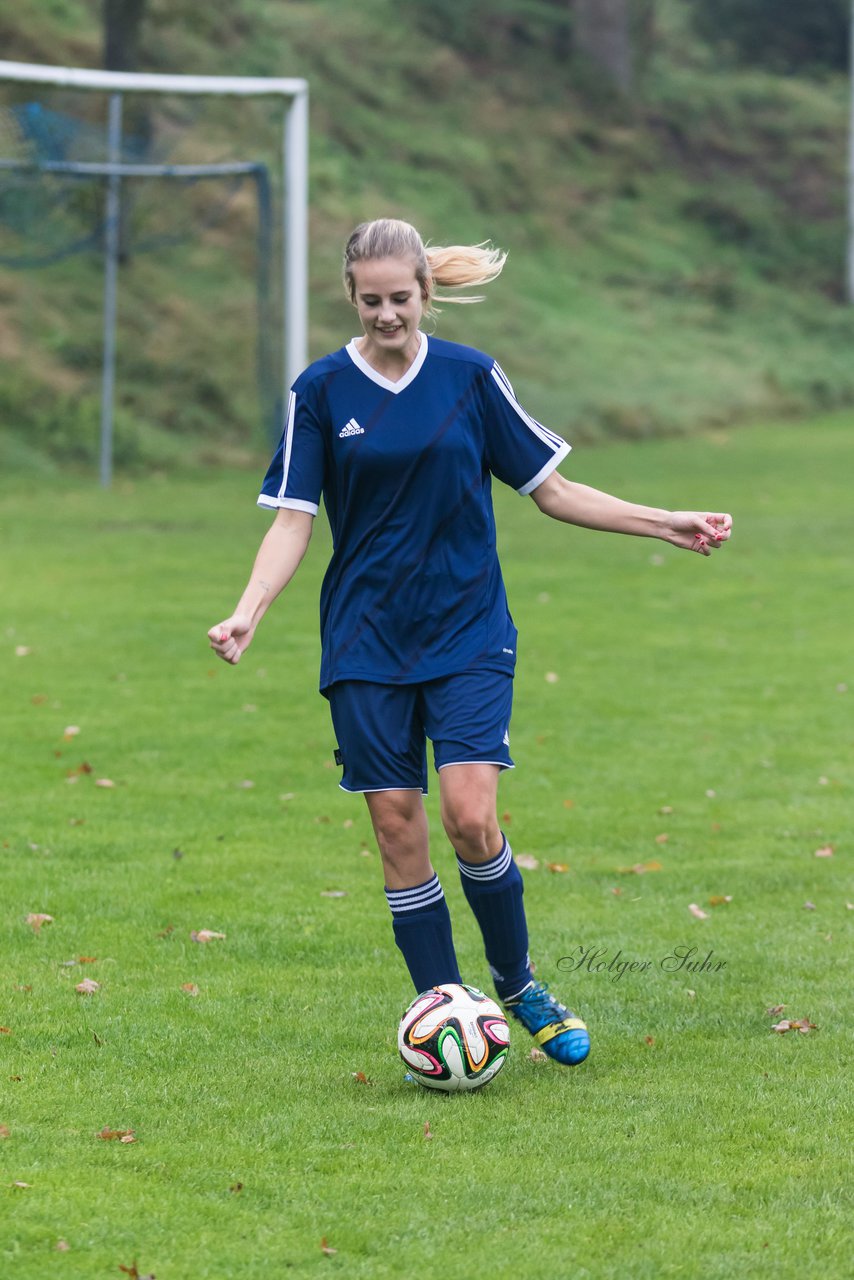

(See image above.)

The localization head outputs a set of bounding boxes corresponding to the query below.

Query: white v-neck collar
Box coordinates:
[346,331,428,394]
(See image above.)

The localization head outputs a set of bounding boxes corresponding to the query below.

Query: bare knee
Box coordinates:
[441,801,500,861]
[365,791,430,886]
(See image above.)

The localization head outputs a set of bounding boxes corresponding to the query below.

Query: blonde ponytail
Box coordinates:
[343,218,507,317]
[425,243,507,311]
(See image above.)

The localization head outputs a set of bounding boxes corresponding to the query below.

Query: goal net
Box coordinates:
[0,60,308,484]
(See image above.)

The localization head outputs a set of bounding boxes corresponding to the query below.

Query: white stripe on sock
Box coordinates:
[457,837,512,882]
[385,874,445,914]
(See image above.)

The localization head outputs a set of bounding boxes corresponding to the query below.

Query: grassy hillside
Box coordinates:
[1,0,852,476]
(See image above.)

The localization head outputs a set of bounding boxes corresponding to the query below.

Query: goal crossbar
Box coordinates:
[0,60,307,99]
[0,58,309,485]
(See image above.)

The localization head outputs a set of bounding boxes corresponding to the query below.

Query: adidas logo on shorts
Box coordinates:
[339,418,365,438]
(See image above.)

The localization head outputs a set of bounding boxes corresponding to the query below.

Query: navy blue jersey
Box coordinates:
[258,334,570,691]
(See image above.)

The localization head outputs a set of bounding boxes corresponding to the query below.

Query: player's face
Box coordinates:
[352,257,424,368]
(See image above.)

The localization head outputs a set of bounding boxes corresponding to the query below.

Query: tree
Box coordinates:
[690,0,849,74]
[103,0,148,72]
[101,1,150,263]
[572,0,633,95]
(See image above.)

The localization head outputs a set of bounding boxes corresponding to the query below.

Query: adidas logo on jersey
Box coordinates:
[338,418,365,438]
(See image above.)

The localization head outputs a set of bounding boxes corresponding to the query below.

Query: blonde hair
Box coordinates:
[343,218,507,317]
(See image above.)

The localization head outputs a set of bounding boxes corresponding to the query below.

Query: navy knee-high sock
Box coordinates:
[385,873,462,993]
[457,834,532,1001]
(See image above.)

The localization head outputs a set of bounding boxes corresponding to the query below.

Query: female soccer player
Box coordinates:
[208,218,731,1067]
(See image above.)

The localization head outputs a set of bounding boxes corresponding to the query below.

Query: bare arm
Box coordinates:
[207,507,314,664]
[530,470,732,555]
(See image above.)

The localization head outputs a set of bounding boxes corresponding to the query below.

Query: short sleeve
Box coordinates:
[257,387,325,515]
[483,361,571,495]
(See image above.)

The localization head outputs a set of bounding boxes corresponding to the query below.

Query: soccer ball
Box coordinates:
[398,983,510,1092]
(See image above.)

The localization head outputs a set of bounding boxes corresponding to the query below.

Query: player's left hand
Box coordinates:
[665,512,732,556]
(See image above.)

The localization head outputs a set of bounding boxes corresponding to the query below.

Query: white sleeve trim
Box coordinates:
[517,441,571,496]
[256,495,319,515]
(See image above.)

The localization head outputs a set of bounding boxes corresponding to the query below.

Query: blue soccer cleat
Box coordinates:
[504,981,590,1066]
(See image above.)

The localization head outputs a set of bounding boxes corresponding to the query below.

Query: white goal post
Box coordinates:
[0,59,308,484]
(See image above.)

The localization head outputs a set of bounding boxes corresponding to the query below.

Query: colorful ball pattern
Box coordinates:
[398,983,510,1092]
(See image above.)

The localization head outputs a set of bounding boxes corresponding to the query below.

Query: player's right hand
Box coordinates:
[207,613,255,665]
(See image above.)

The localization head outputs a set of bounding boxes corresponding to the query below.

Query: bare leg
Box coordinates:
[365,788,460,990]
[364,789,431,888]
[438,763,502,861]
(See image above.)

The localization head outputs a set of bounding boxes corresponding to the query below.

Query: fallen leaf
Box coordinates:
[544,671,559,683]
[705,789,717,798]
[659,805,673,815]
[14,645,31,656]
[31,694,48,704]
[515,853,540,870]
[342,819,354,829]
[320,1237,338,1256]
[688,903,710,920]
[771,1018,818,1035]
[94,778,115,789]
[0,1124,10,1138]
[563,799,574,809]
[814,845,834,858]
[644,1036,655,1046]
[77,956,98,964]
[181,984,200,997]
[765,1004,786,1017]
[423,1122,433,1141]
[26,913,54,933]
[229,1182,243,1194]
[237,780,255,789]
[97,1127,135,1141]
[617,861,662,875]
[610,886,622,896]
[76,979,100,995]
[686,989,696,999]
[63,725,80,739]
[351,1071,371,1084]
[157,924,174,938]
[655,833,669,844]
[546,862,569,873]
[803,901,816,911]
[13,1181,31,1188]
[55,1240,70,1252]
[708,895,732,907]
[529,1047,548,1063]
[0,1028,10,1035]
[191,930,225,943]
[320,890,347,898]
[501,811,512,824]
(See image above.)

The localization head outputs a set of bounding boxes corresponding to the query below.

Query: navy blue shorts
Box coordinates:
[327,669,515,794]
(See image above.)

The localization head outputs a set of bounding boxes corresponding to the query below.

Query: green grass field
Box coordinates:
[2,416,852,1278]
